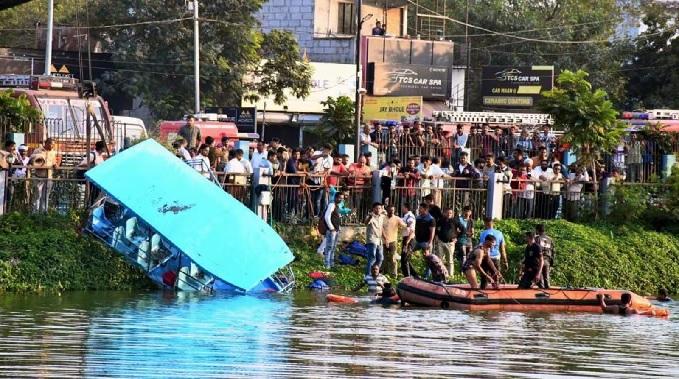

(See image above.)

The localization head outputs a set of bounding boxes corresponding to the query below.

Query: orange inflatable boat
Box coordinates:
[397,277,669,317]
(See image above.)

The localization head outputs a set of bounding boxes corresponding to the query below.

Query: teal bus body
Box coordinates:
[85,139,294,292]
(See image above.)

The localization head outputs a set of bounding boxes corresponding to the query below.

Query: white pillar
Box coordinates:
[193,0,200,114]
[485,172,504,220]
[44,0,54,75]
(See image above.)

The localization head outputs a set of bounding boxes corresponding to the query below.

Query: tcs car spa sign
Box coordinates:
[481,66,554,108]
[368,63,450,99]
[363,96,423,122]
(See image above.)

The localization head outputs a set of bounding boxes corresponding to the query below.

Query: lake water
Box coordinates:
[0,291,677,378]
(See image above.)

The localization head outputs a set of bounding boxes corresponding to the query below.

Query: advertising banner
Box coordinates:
[204,106,257,132]
[241,62,355,114]
[481,66,554,108]
[368,63,450,99]
[363,96,423,121]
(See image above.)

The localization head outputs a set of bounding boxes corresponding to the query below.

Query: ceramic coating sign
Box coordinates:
[481,66,554,108]
[363,96,423,121]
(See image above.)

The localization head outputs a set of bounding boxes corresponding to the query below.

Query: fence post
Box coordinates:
[0,170,5,216]
[371,170,381,205]
[485,172,503,220]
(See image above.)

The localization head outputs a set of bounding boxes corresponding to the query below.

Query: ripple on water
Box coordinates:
[0,292,677,378]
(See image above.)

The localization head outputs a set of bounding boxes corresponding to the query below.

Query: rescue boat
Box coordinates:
[397,277,669,317]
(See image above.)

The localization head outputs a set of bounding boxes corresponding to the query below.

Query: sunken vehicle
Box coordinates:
[85,139,294,293]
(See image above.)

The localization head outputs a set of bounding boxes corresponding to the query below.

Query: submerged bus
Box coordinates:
[85,139,295,293]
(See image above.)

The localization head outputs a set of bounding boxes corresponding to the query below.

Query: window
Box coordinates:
[337,2,354,35]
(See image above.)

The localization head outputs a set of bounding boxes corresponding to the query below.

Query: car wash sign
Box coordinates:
[481,66,554,108]
[368,63,450,99]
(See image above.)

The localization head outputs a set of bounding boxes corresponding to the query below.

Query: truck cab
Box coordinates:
[0,74,114,166]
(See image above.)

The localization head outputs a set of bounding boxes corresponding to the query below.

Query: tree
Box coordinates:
[538,70,626,211]
[0,90,43,133]
[623,2,679,109]
[411,0,635,108]
[242,30,312,105]
[0,1,312,121]
[316,96,355,146]
[91,1,311,120]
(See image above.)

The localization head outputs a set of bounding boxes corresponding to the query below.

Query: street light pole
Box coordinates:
[353,0,363,162]
[44,0,54,75]
[193,0,200,115]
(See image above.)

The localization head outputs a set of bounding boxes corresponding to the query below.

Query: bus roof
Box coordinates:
[85,139,294,291]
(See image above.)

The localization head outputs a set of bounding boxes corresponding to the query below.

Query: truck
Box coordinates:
[0,74,114,165]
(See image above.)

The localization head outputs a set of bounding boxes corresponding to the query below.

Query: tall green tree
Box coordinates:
[411,0,636,108]
[0,1,312,121]
[538,70,626,205]
[0,90,42,133]
[316,96,355,146]
[91,1,311,120]
[623,2,679,109]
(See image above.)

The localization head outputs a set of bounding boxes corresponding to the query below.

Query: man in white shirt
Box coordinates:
[192,144,211,179]
[453,123,469,165]
[564,165,589,221]
[312,144,333,216]
[400,203,417,277]
[364,202,386,275]
[531,159,554,219]
[225,149,246,174]
[250,141,267,170]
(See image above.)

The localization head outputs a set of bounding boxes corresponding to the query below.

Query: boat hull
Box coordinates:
[397,277,665,314]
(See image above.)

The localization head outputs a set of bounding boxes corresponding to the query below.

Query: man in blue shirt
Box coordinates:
[478,216,508,272]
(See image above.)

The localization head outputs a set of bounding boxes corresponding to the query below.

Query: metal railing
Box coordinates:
[2,166,90,214]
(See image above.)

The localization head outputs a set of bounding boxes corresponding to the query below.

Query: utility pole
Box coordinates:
[44,0,54,75]
[464,0,470,111]
[193,0,200,115]
[354,0,363,162]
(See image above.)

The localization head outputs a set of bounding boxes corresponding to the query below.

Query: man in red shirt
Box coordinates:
[327,153,348,187]
[348,155,372,187]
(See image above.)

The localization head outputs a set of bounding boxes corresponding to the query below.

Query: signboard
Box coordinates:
[242,62,355,114]
[363,96,423,122]
[481,66,554,108]
[368,63,450,99]
[204,106,256,132]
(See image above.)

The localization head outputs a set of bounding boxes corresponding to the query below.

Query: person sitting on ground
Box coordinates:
[656,288,672,302]
[462,234,500,289]
[353,263,389,295]
[518,231,543,289]
[598,293,656,316]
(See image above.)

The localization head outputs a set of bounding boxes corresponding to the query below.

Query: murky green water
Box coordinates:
[0,291,677,378]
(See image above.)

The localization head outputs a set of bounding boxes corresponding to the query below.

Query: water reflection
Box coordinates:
[0,291,677,378]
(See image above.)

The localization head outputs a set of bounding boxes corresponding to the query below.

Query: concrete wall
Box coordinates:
[258,0,355,63]
[258,0,407,64]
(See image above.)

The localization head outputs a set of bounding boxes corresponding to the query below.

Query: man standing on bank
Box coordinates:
[178,115,201,149]
[479,217,508,272]
[535,224,555,288]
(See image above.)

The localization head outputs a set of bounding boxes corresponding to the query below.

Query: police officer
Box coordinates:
[535,224,554,288]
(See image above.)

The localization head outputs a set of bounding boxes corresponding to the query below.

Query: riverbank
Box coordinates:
[279,219,679,295]
[0,213,677,294]
[0,213,151,292]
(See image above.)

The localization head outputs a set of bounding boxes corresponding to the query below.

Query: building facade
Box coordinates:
[257,0,408,64]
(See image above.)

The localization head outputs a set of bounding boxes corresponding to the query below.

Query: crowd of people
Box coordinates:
[169,120,652,225]
[0,138,108,213]
[329,196,558,294]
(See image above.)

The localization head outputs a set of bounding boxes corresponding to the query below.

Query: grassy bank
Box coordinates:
[0,213,151,293]
[1,213,677,295]
[279,220,679,295]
